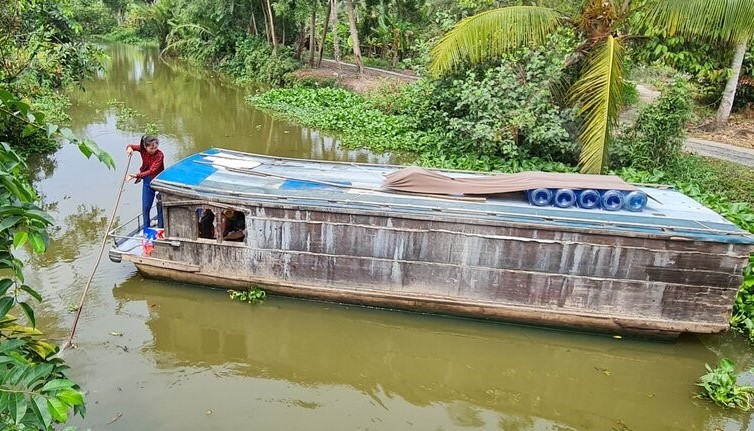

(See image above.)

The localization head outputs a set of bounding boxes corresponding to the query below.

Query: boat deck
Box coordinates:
[152,149,754,245]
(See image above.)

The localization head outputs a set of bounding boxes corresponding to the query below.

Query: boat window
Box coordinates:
[221,210,246,242]
[197,208,216,239]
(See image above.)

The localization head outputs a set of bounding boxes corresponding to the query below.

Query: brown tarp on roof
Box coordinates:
[383,167,638,196]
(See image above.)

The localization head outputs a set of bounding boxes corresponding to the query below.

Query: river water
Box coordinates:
[26,44,754,430]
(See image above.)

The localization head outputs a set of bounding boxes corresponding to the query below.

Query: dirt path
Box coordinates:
[296,59,416,94]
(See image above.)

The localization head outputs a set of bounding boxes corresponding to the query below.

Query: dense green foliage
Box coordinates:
[1,0,103,155]
[0,145,87,430]
[611,79,694,170]
[697,358,754,411]
[0,1,116,429]
[632,25,754,108]
[215,35,300,86]
[419,30,579,163]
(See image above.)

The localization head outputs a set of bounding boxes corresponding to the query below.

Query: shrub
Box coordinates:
[420,29,579,163]
[69,0,117,35]
[610,78,693,170]
[217,35,299,86]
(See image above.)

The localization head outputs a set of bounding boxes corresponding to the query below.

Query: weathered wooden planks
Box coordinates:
[145,194,753,337]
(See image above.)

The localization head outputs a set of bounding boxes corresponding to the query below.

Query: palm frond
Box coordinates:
[643,0,754,44]
[569,35,625,174]
[429,6,562,75]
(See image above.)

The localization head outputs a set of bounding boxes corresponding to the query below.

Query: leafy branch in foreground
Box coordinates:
[697,358,754,411]
[0,89,115,169]
[0,142,87,429]
[0,89,115,428]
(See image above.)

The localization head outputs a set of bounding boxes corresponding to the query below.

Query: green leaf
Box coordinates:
[19,285,42,303]
[13,231,28,249]
[31,394,53,429]
[19,301,35,328]
[0,339,26,355]
[429,6,561,75]
[13,101,30,116]
[9,391,27,425]
[0,215,22,232]
[21,124,36,138]
[47,397,68,423]
[56,388,84,406]
[0,278,12,297]
[0,296,14,317]
[41,379,76,392]
[569,35,626,174]
[77,141,93,158]
[0,89,13,104]
[28,231,47,253]
[45,124,59,137]
[59,128,75,141]
[22,363,54,389]
[25,209,55,225]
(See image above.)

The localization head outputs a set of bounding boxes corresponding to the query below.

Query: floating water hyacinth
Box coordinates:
[553,189,576,208]
[527,188,552,206]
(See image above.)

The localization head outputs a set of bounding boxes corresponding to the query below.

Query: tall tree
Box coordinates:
[330,0,341,74]
[264,0,278,52]
[344,0,363,75]
[643,1,754,127]
[317,0,332,66]
[309,0,317,65]
[430,2,627,174]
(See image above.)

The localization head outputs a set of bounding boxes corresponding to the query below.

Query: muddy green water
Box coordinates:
[26,44,754,430]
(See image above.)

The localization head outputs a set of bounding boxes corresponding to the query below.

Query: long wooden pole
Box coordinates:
[64,153,133,349]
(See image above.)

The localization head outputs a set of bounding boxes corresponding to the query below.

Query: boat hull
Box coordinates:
[122,200,749,338]
[108,149,754,338]
[129,257,690,338]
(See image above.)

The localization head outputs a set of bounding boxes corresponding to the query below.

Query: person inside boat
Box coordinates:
[126,135,164,229]
[198,208,215,239]
[222,210,246,241]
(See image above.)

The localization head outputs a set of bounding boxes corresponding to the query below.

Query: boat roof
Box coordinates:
[153,148,754,245]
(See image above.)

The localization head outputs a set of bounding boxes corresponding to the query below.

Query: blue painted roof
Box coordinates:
[154,148,754,245]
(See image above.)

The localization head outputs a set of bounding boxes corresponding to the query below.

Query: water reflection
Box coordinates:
[111,276,729,431]
[68,44,395,164]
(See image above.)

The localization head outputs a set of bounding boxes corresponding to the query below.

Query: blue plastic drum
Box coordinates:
[600,190,625,211]
[553,189,577,208]
[527,188,553,206]
[624,190,648,212]
[576,189,600,209]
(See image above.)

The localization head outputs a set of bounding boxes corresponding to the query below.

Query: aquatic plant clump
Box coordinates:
[228,286,266,304]
[696,358,754,411]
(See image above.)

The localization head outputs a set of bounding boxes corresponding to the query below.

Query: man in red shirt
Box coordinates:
[126,135,165,229]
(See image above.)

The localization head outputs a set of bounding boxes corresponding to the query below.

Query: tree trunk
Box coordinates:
[295,23,305,59]
[317,0,332,67]
[716,39,748,126]
[265,0,277,53]
[249,7,258,35]
[344,0,363,76]
[308,0,317,66]
[330,0,341,75]
[391,28,399,69]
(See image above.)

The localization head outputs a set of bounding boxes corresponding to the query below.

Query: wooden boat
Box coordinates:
[108,149,754,337]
